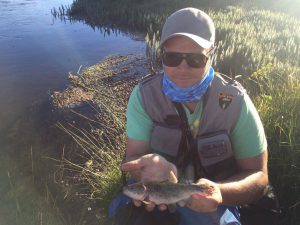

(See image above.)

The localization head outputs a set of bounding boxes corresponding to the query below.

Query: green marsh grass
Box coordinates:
[244,63,300,224]
[56,109,126,223]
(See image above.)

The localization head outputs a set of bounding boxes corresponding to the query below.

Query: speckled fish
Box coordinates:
[123,181,214,205]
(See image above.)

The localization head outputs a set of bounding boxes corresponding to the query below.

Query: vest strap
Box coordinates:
[172,102,207,180]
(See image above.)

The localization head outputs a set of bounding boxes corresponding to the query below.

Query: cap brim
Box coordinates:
[159,33,213,49]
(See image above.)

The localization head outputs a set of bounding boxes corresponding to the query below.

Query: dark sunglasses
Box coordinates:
[162,48,214,68]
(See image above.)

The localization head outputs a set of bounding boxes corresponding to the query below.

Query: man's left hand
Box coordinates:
[185,178,222,212]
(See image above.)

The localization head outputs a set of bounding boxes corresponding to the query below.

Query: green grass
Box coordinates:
[57,119,125,210]
[0,152,67,225]
[244,63,300,224]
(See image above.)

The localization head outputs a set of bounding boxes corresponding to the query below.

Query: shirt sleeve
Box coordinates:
[231,94,268,159]
[126,85,153,141]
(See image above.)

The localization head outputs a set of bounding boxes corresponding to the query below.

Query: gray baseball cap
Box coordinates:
[160,8,215,49]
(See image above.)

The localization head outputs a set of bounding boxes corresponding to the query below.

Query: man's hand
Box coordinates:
[185,178,222,212]
[121,153,177,211]
[121,153,177,182]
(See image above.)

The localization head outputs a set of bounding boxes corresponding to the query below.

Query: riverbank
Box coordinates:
[50,54,151,223]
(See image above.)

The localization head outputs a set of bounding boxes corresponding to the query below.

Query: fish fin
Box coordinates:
[168,171,178,183]
[143,171,177,184]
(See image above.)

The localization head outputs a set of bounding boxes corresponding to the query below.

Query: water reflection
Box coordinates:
[52,6,146,41]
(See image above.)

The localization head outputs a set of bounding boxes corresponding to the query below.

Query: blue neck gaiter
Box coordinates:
[162,66,214,103]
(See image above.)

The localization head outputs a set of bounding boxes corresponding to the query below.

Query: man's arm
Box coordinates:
[218,150,269,205]
[186,150,268,212]
[216,93,269,205]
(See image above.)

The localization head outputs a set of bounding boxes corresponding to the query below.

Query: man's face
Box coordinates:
[163,36,211,87]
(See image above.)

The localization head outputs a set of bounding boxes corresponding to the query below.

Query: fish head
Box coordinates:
[123,183,147,201]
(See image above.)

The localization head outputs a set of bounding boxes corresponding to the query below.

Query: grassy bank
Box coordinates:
[52,55,149,223]
[52,1,300,224]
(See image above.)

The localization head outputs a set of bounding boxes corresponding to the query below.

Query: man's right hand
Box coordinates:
[122,153,177,182]
[121,153,178,211]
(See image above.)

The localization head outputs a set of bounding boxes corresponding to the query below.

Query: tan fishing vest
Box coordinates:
[139,73,245,181]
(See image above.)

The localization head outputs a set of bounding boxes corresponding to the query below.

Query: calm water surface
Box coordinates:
[0,0,144,224]
[0,0,144,131]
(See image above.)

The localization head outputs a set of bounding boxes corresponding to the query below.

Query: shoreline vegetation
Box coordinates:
[51,0,300,224]
[52,54,150,224]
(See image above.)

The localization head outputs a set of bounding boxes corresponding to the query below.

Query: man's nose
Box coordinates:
[177,59,190,69]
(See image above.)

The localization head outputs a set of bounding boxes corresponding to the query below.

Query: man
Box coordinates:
[120,7,268,225]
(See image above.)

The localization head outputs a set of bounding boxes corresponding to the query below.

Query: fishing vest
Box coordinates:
[139,73,245,181]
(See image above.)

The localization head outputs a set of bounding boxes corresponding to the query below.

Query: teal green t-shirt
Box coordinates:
[126,85,267,159]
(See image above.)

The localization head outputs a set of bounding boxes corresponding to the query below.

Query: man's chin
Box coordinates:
[172,79,198,87]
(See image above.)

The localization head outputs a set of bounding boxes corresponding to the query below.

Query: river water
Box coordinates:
[0,0,144,132]
[0,0,144,224]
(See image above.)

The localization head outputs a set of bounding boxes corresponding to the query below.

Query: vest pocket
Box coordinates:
[150,123,182,159]
[197,131,237,181]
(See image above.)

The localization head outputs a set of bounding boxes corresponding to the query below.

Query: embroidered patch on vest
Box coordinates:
[219,93,233,110]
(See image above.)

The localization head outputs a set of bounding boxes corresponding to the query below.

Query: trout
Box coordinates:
[123,181,214,205]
